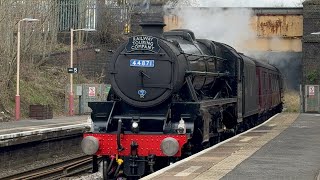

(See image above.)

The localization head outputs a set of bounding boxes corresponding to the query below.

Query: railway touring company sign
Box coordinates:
[126,35,160,53]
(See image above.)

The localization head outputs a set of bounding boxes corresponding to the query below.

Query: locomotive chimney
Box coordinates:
[140,12,166,37]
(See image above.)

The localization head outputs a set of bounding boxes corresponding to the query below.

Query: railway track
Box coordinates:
[1,155,99,180]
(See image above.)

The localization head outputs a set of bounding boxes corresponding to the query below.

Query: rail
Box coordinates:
[1,155,100,180]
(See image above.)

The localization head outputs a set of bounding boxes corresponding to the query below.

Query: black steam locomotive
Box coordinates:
[81,20,283,180]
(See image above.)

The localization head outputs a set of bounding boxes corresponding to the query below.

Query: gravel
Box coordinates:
[0,153,86,178]
[62,161,104,180]
[62,172,103,180]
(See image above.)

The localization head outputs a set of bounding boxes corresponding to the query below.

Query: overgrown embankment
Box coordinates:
[0,64,93,122]
[0,1,128,122]
[283,91,300,113]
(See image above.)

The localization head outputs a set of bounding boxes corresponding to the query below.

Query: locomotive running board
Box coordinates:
[185,71,229,77]
[172,98,237,107]
[200,98,237,108]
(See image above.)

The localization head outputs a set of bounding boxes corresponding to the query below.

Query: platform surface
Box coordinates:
[142,113,320,180]
[0,116,90,140]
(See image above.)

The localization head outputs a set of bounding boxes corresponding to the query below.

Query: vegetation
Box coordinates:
[0,1,91,121]
[0,1,304,121]
[283,91,300,113]
[306,70,319,84]
[0,0,129,121]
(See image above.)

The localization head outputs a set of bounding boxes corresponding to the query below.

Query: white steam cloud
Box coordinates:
[164,0,302,90]
[164,1,256,52]
[164,0,304,7]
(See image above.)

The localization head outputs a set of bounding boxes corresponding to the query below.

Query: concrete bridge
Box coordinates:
[163,7,303,53]
[160,7,303,90]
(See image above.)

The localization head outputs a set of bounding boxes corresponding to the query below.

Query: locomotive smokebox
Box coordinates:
[140,13,166,37]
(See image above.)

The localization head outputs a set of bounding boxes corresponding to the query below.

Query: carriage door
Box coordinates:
[305,85,320,113]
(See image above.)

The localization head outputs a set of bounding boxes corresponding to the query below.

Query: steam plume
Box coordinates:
[164,1,255,52]
[163,0,302,90]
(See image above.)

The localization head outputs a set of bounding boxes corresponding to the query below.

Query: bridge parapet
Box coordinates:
[164,7,303,52]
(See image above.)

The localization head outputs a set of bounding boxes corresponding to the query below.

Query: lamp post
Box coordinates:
[69,28,95,116]
[15,18,39,121]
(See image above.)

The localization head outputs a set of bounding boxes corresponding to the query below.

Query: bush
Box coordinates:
[283,91,300,112]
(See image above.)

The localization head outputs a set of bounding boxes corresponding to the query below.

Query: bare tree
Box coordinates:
[0,0,84,115]
[0,0,135,117]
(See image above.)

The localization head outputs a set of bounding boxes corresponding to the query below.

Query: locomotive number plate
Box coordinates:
[130,59,154,68]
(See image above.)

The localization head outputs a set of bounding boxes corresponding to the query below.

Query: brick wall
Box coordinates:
[302,36,320,84]
[302,0,320,85]
[44,44,117,83]
[302,0,320,112]
[303,0,320,36]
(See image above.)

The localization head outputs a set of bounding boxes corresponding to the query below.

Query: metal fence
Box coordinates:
[58,0,131,33]
[302,85,320,113]
[104,0,132,34]
[65,84,111,115]
[58,0,97,31]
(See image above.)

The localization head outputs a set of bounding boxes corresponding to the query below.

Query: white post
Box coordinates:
[15,20,21,120]
[68,28,95,116]
[15,18,39,120]
[69,28,75,116]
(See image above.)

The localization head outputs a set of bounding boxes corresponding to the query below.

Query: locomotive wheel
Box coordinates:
[222,128,236,140]
[236,123,246,134]
[210,133,221,146]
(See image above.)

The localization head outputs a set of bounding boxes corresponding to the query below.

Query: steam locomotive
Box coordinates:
[81,20,283,180]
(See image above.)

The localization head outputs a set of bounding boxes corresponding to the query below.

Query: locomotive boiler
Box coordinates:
[81,19,283,180]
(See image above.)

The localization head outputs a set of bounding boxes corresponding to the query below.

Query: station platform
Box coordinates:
[142,113,320,180]
[0,116,91,177]
[0,116,90,147]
